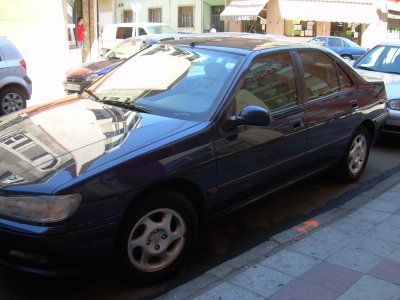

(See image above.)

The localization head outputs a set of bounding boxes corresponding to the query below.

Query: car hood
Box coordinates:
[66,58,122,78]
[355,68,400,100]
[0,97,200,191]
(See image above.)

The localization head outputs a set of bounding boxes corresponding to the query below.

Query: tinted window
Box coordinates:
[355,45,400,74]
[299,51,340,101]
[116,27,133,39]
[337,65,352,90]
[327,38,343,47]
[236,52,298,112]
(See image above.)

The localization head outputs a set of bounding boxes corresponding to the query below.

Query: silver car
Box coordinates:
[0,36,32,115]
[354,43,400,135]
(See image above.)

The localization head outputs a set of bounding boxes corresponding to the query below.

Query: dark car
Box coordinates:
[308,36,367,61]
[0,35,388,282]
[63,34,180,94]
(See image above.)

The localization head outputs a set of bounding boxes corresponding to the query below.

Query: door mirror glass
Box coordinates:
[236,105,271,126]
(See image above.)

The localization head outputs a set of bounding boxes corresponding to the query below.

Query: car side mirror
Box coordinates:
[234,106,271,127]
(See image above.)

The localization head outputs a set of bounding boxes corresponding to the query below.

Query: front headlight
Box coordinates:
[0,194,81,223]
[388,99,400,110]
[85,73,99,82]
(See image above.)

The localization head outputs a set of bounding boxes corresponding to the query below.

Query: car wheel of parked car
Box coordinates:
[0,87,27,116]
[116,190,199,283]
[341,54,353,62]
[337,126,370,182]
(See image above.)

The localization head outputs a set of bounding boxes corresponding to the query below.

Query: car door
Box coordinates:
[296,50,361,167]
[212,51,307,213]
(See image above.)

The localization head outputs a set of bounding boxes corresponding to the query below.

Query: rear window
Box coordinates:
[1,41,22,61]
[116,27,133,39]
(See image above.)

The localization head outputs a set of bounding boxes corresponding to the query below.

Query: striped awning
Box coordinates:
[279,0,378,24]
[220,0,268,21]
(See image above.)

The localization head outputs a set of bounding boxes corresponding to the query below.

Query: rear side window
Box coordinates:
[327,38,343,48]
[236,52,298,112]
[299,51,340,101]
[138,27,146,36]
[1,42,22,61]
[116,27,133,39]
[337,65,352,90]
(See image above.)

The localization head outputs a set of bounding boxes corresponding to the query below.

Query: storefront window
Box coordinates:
[387,10,400,39]
[284,20,316,37]
[330,22,361,44]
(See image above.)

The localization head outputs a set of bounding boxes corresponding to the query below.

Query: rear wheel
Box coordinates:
[0,87,27,116]
[336,126,370,182]
[116,190,198,284]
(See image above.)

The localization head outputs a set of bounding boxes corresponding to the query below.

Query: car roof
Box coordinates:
[378,42,400,47]
[162,33,319,55]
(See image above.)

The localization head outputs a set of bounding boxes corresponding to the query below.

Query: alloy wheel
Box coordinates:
[127,208,186,272]
[348,134,367,175]
[2,92,24,114]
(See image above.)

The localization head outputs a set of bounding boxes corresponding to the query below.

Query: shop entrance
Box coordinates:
[331,22,361,44]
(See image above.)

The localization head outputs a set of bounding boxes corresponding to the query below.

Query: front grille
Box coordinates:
[66,77,85,83]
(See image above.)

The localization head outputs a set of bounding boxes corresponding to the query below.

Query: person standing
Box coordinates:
[76,17,86,49]
[210,25,217,34]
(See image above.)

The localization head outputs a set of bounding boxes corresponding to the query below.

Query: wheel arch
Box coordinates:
[0,82,29,99]
[360,119,375,143]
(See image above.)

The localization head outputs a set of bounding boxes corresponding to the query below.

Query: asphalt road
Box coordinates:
[0,139,399,300]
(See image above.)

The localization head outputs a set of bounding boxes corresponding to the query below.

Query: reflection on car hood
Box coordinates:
[66,59,122,78]
[0,97,200,191]
[355,68,400,100]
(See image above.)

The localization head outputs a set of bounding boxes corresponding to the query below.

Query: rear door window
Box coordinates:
[235,52,298,112]
[116,27,133,39]
[299,51,340,101]
[337,65,352,90]
[327,38,343,48]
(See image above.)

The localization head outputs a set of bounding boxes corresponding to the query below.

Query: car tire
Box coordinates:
[336,126,371,182]
[0,87,27,116]
[341,54,353,61]
[116,190,199,284]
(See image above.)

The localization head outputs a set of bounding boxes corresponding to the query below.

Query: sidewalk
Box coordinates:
[160,173,400,300]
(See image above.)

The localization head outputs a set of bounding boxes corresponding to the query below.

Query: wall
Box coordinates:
[203,1,211,32]
[0,0,70,105]
[266,0,284,35]
[316,21,331,36]
[115,0,204,33]
[98,0,114,31]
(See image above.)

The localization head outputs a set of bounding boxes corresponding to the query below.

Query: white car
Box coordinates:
[353,43,400,135]
[100,23,175,53]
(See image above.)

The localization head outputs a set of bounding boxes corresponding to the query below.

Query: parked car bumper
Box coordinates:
[0,217,118,276]
[382,108,400,135]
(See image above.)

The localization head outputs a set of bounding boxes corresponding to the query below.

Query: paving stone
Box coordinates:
[259,249,321,277]
[192,282,264,300]
[395,209,400,216]
[342,236,400,257]
[269,278,341,300]
[367,224,400,243]
[271,228,305,244]
[388,249,400,264]
[339,275,400,300]
[299,261,363,293]
[327,247,383,273]
[368,258,400,285]
[158,273,219,300]
[391,184,400,192]
[376,191,400,203]
[206,263,234,279]
[227,264,293,298]
[338,195,370,211]
[331,216,375,235]
[287,236,344,260]
[382,214,400,229]
[311,225,359,246]
[350,208,391,225]
[364,199,400,214]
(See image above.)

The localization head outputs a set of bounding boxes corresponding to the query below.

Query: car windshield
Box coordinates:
[105,39,144,59]
[93,44,244,121]
[147,25,175,34]
[354,45,400,74]
[342,39,359,48]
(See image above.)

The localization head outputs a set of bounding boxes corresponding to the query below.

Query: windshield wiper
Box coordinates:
[81,88,102,103]
[100,99,151,113]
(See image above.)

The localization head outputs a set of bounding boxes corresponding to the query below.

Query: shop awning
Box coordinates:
[278,0,378,24]
[220,0,268,21]
[387,1,400,12]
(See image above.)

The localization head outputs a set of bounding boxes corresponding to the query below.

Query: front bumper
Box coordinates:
[382,108,400,134]
[0,217,118,276]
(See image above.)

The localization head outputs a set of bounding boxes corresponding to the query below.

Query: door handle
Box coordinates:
[290,119,305,130]
[350,100,359,110]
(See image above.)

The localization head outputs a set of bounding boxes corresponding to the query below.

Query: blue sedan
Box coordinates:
[309,36,367,61]
[0,35,387,283]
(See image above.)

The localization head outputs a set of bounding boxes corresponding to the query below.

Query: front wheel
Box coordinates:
[0,87,27,116]
[337,126,370,182]
[116,190,198,284]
